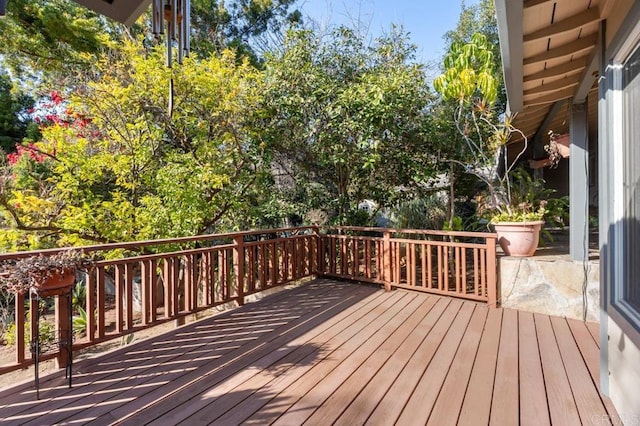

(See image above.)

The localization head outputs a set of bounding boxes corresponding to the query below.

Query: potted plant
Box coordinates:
[0,250,90,295]
[434,33,546,255]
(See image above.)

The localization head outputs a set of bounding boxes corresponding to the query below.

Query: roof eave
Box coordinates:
[72,0,151,26]
[495,0,524,114]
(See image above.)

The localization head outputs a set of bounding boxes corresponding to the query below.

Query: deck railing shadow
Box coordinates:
[0,280,376,423]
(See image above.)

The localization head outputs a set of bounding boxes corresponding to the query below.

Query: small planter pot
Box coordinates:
[493,221,544,256]
[32,268,76,294]
[554,133,570,158]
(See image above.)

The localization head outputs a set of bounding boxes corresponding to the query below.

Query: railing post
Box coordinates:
[55,292,71,368]
[382,230,392,291]
[233,235,245,306]
[486,236,498,307]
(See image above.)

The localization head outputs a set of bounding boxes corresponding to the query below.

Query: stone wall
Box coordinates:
[498,255,600,322]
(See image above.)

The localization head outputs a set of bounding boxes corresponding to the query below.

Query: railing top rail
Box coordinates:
[0,226,317,261]
[322,226,497,240]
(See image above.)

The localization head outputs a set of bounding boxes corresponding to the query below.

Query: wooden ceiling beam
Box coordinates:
[524,57,588,82]
[524,86,576,107]
[524,0,553,9]
[523,33,597,66]
[524,8,601,43]
[524,77,580,97]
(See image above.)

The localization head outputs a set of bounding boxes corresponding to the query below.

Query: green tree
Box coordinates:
[0,0,110,81]
[0,71,37,153]
[191,0,302,64]
[0,0,302,81]
[434,33,527,219]
[263,27,436,224]
[0,41,269,250]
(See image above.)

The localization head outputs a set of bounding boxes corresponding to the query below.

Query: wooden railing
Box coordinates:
[0,227,318,374]
[318,227,497,305]
[0,225,497,373]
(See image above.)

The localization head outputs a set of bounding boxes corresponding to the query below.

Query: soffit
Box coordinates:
[71,0,150,26]
[498,0,616,145]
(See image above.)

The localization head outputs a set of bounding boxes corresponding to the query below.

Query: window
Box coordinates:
[622,43,640,314]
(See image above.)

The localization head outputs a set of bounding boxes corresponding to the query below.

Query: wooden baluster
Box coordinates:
[163,259,172,318]
[382,231,392,291]
[115,264,124,333]
[233,236,245,306]
[86,269,96,341]
[150,259,158,323]
[125,263,133,329]
[141,260,150,325]
[461,247,467,294]
[421,244,427,288]
[270,242,277,287]
[15,292,25,365]
[486,238,497,307]
[184,255,192,312]
[97,266,106,338]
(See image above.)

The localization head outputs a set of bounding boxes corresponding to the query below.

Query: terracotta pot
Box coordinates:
[554,133,571,158]
[493,221,544,256]
[33,268,76,293]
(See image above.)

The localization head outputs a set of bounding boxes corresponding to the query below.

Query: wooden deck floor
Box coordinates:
[0,279,619,425]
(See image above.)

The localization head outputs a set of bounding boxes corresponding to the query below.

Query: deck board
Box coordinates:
[490,308,520,425]
[457,307,502,425]
[0,279,620,425]
[518,310,550,426]
[535,312,582,425]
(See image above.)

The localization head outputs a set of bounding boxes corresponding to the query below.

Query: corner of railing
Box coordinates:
[486,235,498,308]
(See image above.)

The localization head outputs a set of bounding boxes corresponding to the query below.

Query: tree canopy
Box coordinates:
[0,42,269,249]
[262,27,437,224]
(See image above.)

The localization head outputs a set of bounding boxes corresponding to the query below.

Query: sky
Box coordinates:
[298,0,479,67]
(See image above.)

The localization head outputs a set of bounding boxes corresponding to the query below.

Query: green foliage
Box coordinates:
[0,71,37,152]
[72,281,86,312]
[263,27,437,224]
[73,306,87,336]
[190,0,302,64]
[435,32,528,219]
[434,33,497,106]
[4,318,56,347]
[0,41,271,250]
[488,168,551,223]
[441,0,505,109]
[393,196,448,230]
[0,0,111,80]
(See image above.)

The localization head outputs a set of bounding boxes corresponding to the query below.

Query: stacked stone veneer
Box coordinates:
[498,256,600,322]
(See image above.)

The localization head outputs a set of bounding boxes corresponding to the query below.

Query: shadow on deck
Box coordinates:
[0,279,619,425]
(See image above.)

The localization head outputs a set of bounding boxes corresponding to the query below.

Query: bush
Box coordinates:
[393,196,447,230]
[4,318,56,347]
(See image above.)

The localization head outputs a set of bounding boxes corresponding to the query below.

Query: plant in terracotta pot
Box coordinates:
[0,250,90,295]
[434,33,547,255]
[484,168,553,256]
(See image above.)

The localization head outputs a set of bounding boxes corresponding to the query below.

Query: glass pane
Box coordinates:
[623,44,640,312]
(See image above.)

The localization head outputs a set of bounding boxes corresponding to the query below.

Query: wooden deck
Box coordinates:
[0,279,619,425]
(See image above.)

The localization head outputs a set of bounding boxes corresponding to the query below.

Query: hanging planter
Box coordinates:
[0,251,90,295]
[31,268,77,294]
[553,133,570,158]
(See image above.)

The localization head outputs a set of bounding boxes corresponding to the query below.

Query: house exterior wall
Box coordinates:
[600,0,640,420]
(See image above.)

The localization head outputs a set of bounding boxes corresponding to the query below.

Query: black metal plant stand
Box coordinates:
[29,286,73,400]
